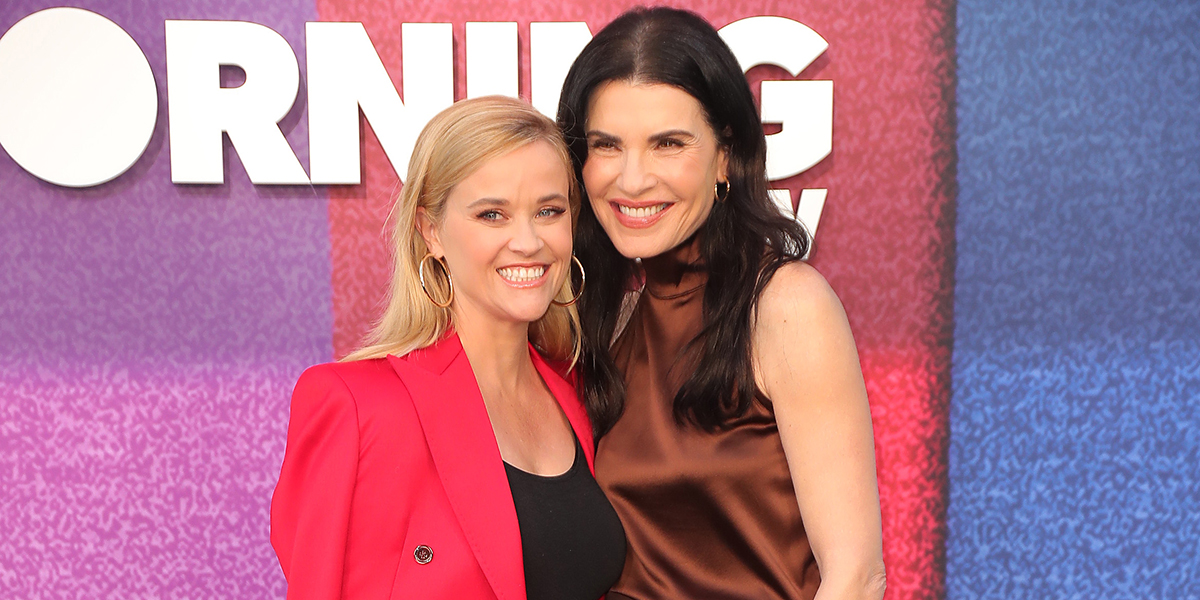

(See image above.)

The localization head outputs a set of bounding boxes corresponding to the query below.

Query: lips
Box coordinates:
[609,200,673,228]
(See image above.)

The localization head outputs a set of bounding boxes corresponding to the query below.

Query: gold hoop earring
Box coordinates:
[715,180,730,203]
[419,253,454,308]
[551,255,586,307]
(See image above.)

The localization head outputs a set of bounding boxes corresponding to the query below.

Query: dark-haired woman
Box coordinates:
[558,7,885,600]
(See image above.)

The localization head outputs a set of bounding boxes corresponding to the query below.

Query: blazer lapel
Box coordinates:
[531,350,597,472]
[387,334,525,600]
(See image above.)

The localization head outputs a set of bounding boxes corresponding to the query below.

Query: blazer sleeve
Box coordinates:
[270,365,360,600]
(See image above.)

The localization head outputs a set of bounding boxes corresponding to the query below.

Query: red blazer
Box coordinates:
[270,333,596,600]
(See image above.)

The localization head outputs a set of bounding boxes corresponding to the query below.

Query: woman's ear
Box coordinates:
[717,126,732,183]
[717,144,730,185]
[415,207,444,258]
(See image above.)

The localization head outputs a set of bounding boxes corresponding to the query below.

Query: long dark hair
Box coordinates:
[558,7,810,436]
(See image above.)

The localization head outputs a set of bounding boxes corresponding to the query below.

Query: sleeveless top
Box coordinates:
[594,241,821,600]
[504,435,626,600]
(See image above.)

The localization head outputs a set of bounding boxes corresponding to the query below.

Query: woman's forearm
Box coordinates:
[812,561,887,600]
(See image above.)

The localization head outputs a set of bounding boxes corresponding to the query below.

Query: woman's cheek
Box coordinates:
[545,217,572,245]
[581,158,612,198]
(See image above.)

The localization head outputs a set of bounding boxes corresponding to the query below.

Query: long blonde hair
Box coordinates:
[342,96,582,364]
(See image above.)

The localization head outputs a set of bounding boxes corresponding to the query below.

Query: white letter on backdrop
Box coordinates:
[769,189,827,249]
[307,22,451,184]
[165,20,308,184]
[530,22,592,119]
[307,22,397,185]
[0,7,157,187]
[719,16,832,180]
[466,22,517,99]
[398,23,453,176]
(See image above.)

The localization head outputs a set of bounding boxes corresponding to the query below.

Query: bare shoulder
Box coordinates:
[755,261,848,336]
[753,262,866,412]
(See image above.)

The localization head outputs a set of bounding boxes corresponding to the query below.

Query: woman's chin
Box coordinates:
[498,300,559,325]
[611,239,670,260]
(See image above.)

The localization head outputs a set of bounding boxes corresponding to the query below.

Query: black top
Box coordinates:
[504,436,627,600]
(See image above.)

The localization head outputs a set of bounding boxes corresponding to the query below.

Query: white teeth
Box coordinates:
[618,203,667,218]
[498,266,546,282]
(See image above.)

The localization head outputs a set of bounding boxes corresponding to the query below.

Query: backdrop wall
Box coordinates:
[0,0,1195,599]
[949,1,1200,597]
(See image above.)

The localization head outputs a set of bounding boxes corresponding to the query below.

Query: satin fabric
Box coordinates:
[595,242,821,600]
[270,333,597,600]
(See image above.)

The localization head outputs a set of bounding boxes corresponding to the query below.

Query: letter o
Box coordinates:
[0,7,157,187]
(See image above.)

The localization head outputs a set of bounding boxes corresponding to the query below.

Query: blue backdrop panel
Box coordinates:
[950,0,1200,598]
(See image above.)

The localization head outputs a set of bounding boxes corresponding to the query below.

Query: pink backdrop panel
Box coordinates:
[319,1,956,598]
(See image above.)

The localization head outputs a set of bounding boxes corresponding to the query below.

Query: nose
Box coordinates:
[507,216,545,255]
[615,151,656,197]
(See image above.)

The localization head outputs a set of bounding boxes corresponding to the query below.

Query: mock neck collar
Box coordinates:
[640,232,707,300]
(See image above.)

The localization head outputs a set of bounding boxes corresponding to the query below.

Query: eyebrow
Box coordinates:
[465,197,508,210]
[649,129,697,142]
[538,192,569,203]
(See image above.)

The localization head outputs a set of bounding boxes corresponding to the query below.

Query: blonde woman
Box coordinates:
[270,97,625,600]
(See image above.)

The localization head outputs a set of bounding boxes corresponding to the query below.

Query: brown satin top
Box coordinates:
[595,241,820,600]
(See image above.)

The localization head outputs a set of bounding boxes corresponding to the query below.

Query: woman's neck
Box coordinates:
[642,231,707,293]
[452,310,536,397]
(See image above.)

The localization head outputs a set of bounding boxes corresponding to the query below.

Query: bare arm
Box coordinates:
[753,262,886,600]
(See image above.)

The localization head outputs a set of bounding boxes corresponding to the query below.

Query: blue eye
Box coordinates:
[477,210,503,221]
[538,207,566,218]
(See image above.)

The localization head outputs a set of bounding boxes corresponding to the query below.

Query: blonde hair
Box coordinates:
[342,96,582,365]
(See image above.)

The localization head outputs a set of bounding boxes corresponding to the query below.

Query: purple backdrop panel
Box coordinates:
[0,0,327,366]
[1,364,297,597]
[1,0,327,597]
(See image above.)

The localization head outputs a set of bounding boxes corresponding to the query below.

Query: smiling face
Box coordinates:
[581,80,728,259]
[418,141,573,327]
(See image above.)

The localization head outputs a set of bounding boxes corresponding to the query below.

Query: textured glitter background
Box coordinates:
[1,1,328,598]
[949,1,1200,598]
[4,0,1197,598]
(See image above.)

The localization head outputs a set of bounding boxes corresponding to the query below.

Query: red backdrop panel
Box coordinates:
[318,1,956,598]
